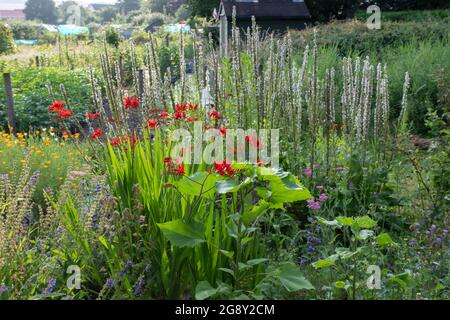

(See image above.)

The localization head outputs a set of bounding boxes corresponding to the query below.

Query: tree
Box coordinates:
[185,0,219,18]
[143,0,167,13]
[118,0,141,14]
[98,7,118,23]
[306,0,358,23]
[0,23,15,55]
[24,0,58,24]
[360,0,450,10]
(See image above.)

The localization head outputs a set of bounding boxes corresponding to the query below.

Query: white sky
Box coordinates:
[0,0,118,10]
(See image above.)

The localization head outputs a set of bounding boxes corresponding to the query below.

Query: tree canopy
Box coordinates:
[24,0,58,24]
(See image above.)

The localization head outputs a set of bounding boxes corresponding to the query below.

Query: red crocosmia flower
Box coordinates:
[214,161,235,176]
[164,157,172,169]
[49,101,65,112]
[174,111,184,120]
[175,103,187,112]
[188,102,198,111]
[159,111,169,118]
[185,117,197,123]
[124,96,139,109]
[147,119,159,128]
[219,126,227,136]
[209,111,222,120]
[57,109,73,119]
[86,112,100,120]
[176,164,185,176]
[245,134,262,149]
[110,137,122,146]
[90,128,102,140]
[256,159,264,167]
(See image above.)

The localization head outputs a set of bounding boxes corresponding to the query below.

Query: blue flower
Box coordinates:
[0,284,8,294]
[408,241,417,247]
[105,277,116,289]
[43,277,56,295]
[435,237,443,245]
[133,275,146,297]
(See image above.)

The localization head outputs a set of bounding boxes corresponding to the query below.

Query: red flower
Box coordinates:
[147,119,159,128]
[159,111,169,118]
[219,126,227,136]
[57,109,73,119]
[209,110,222,120]
[86,112,100,120]
[174,111,185,120]
[164,157,172,169]
[123,96,139,109]
[185,117,198,123]
[110,137,122,146]
[188,102,198,111]
[175,103,187,112]
[214,161,235,176]
[245,134,262,149]
[90,128,102,140]
[176,164,185,176]
[49,101,65,112]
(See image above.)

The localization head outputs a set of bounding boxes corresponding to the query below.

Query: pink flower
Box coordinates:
[307,199,321,210]
[319,193,328,203]
[304,167,312,177]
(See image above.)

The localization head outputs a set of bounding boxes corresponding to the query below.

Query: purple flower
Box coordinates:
[133,275,146,297]
[435,237,443,245]
[43,277,56,295]
[0,284,8,294]
[298,259,309,266]
[319,193,328,203]
[408,241,417,247]
[443,229,448,235]
[307,199,321,210]
[105,277,115,289]
[430,225,437,231]
[303,167,312,177]
[414,223,421,228]
[145,264,151,273]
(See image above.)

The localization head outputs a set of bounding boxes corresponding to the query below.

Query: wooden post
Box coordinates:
[35,56,40,67]
[3,73,16,134]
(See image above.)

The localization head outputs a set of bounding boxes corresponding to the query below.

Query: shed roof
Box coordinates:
[220,0,311,19]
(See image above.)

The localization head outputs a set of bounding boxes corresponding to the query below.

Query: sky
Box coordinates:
[0,0,118,10]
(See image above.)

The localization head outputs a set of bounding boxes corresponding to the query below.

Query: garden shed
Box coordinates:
[218,0,311,33]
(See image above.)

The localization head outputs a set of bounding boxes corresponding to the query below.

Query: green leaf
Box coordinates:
[269,174,312,203]
[335,281,346,289]
[157,219,205,248]
[247,258,269,266]
[216,177,251,194]
[175,172,218,198]
[195,281,217,300]
[354,215,377,229]
[336,216,354,227]
[376,233,394,246]
[312,259,335,269]
[278,263,314,292]
[317,217,340,227]
[219,250,234,259]
[387,272,416,288]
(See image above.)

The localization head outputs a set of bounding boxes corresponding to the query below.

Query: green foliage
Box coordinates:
[0,23,15,55]
[0,67,92,132]
[24,0,58,24]
[105,27,122,48]
[306,0,357,23]
[185,0,219,17]
[354,8,450,22]
[10,20,41,40]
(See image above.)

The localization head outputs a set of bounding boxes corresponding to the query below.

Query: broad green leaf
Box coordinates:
[278,263,314,292]
[195,281,217,300]
[242,200,283,224]
[157,219,205,247]
[216,177,251,194]
[312,259,335,269]
[354,215,377,229]
[335,281,346,289]
[317,217,340,227]
[387,272,416,288]
[376,233,394,246]
[175,172,218,198]
[336,216,354,227]
[219,249,234,259]
[269,174,312,203]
